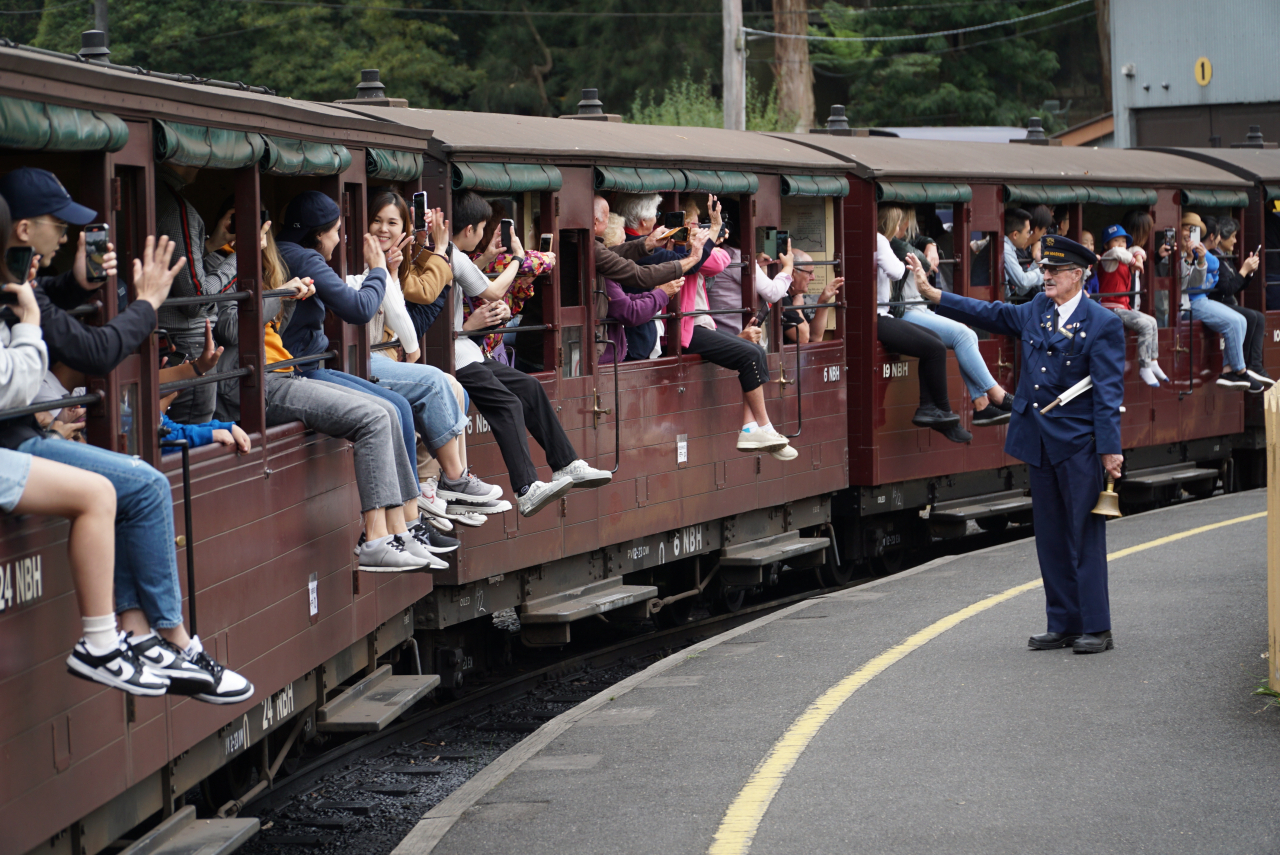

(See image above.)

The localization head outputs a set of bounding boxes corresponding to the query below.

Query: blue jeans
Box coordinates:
[370,354,468,451]
[904,308,997,401]
[301,367,419,488]
[1188,298,1246,372]
[18,434,183,628]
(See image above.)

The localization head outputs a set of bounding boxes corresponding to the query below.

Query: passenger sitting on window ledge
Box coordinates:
[155,318,251,452]
[445,191,612,517]
[670,197,796,462]
[467,206,556,368]
[599,276,681,364]
[1096,224,1167,388]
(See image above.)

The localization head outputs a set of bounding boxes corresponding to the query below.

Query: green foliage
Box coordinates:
[811,0,1082,130]
[627,70,792,132]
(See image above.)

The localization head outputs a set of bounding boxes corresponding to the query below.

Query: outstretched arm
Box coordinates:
[907,254,1028,338]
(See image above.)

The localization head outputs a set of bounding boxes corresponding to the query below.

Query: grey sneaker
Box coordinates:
[399,531,449,569]
[438,470,504,506]
[409,517,459,554]
[517,477,573,517]
[551,459,612,489]
[356,534,431,572]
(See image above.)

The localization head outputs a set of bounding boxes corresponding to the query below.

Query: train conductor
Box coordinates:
[906,234,1124,654]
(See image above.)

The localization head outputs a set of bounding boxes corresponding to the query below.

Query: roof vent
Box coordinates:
[78,30,110,61]
[807,104,863,136]
[1230,124,1278,149]
[559,87,623,122]
[1010,116,1062,146]
[333,68,408,108]
[356,69,386,100]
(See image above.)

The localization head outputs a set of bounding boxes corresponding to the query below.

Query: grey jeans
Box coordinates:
[164,327,217,424]
[1110,307,1158,366]
[265,374,418,512]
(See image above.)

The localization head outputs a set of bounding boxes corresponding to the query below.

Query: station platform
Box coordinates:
[396,489,1276,855]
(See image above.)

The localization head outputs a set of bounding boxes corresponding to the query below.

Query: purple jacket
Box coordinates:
[600,278,670,364]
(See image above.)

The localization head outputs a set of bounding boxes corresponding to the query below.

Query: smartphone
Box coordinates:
[412,192,428,232]
[82,224,110,282]
[776,230,790,254]
[1189,226,1200,245]
[164,351,190,369]
[663,211,685,230]
[1163,227,1176,247]
[3,246,34,301]
[500,218,515,252]
[1255,244,1263,256]
[539,233,553,253]
[669,226,690,243]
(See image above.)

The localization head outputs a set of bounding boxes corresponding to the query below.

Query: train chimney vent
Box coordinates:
[78,30,110,61]
[559,87,623,122]
[807,104,862,136]
[1231,124,1278,149]
[1010,116,1061,146]
[333,68,407,108]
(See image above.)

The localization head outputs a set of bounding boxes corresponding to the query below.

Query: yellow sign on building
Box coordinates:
[1195,57,1212,86]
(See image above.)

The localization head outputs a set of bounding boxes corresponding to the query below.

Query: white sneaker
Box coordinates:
[1139,365,1160,387]
[737,427,787,453]
[128,632,216,691]
[66,635,170,697]
[356,534,430,572]
[418,476,449,520]
[182,636,255,705]
[450,511,487,527]
[425,514,454,533]
[516,477,573,517]
[551,459,612,489]
[446,497,512,516]
[770,442,799,461]
[1151,362,1169,382]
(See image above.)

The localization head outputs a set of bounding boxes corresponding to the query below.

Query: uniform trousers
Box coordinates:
[1028,440,1111,635]
[455,358,578,494]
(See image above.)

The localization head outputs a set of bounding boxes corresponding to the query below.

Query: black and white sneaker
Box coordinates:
[971,405,1010,426]
[1247,369,1276,388]
[182,636,255,705]
[1216,371,1252,389]
[410,516,460,553]
[66,636,170,697]
[128,632,216,692]
[1246,376,1266,394]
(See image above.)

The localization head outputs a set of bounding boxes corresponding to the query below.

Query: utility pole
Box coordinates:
[722,0,745,130]
[93,0,108,37]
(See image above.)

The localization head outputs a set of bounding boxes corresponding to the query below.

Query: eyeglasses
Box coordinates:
[795,268,815,275]
[34,217,69,236]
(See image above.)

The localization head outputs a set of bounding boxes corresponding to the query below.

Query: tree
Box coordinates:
[772,0,813,132]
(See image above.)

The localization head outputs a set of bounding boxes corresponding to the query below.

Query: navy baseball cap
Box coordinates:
[0,167,96,225]
[1038,234,1098,268]
[1101,224,1132,248]
[279,191,341,243]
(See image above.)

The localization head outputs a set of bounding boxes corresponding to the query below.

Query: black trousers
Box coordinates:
[455,358,578,494]
[685,325,770,393]
[1232,303,1265,372]
[876,315,951,410]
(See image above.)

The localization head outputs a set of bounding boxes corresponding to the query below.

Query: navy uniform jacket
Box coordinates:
[936,291,1125,467]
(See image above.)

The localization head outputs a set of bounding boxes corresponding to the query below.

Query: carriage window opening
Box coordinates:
[120,383,139,457]
[561,325,583,379]
[558,229,584,308]
[968,231,998,293]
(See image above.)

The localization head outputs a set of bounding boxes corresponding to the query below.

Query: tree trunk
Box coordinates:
[1095,0,1111,109]
[773,0,814,132]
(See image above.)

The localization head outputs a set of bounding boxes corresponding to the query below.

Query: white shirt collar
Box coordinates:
[1056,288,1084,325]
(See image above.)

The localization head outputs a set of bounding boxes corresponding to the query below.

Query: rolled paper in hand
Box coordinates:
[1038,375,1094,414]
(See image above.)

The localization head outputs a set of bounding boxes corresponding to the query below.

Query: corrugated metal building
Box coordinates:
[1111,0,1280,148]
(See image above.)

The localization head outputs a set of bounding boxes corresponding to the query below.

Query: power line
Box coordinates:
[0,0,86,14]
[744,0,1092,42]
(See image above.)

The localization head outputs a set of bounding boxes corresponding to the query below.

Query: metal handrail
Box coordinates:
[0,391,103,422]
[592,294,623,474]
[371,340,403,352]
[158,287,304,309]
[158,438,198,636]
[264,351,337,372]
[159,367,252,395]
[67,302,101,317]
[455,324,553,339]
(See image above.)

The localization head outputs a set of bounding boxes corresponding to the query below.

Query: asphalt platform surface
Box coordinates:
[411,489,1274,855]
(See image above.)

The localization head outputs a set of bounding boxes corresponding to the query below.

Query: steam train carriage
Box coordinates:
[769,132,1268,568]
[0,46,854,855]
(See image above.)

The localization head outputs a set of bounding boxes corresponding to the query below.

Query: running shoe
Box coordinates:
[128,632,216,691]
[449,511,488,528]
[972,405,1010,426]
[736,427,787,453]
[418,476,449,521]
[409,517,460,554]
[356,534,431,572]
[516,477,573,517]
[1247,369,1276,388]
[438,470,504,506]
[934,423,972,444]
[66,635,170,697]
[181,635,255,705]
[551,459,613,489]
[769,442,799,461]
[1216,371,1251,389]
[425,514,455,533]
[911,405,960,428]
[398,530,449,569]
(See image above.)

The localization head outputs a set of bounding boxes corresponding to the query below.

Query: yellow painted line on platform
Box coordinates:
[707,510,1266,855]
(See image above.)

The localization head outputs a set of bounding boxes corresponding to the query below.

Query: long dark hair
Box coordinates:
[0,195,13,284]
[368,190,411,277]
[298,219,339,252]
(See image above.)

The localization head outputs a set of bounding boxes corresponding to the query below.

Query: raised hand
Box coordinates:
[133,235,187,310]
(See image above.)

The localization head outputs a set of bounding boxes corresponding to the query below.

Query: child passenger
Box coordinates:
[1096,224,1168,388]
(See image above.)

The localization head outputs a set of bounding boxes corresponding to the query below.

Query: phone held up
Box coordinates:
[1189,225,1201,246]
[412,192,428,232]
[84,224,110,283]
[539,233,553,253]
[499,218,515,253]
[1163,227,1176,248]
[2,246,34,303]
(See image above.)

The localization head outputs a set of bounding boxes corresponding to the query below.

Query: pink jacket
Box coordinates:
[678,247,731,347]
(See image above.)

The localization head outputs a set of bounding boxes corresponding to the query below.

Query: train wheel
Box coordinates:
[975,515,1009,533]
[654,597,695,628]
[1186,478,1218,501]
[706,577,747,614]
[818,551,857,587]
[872,549,906,576]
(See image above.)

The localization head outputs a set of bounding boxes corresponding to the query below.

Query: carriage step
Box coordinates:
[120,805,258,855]
[719,530,830,567]
[1121,464,1219,489]
[316,665,439,733]
[520,577,659,624]
[928,490,1034,523]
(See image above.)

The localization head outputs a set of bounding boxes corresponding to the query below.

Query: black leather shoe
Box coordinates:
[1028,631,1081,650]
[1072,631,1114,654]
[911,405,960,428]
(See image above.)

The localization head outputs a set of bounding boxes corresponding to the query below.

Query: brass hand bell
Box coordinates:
[1091,477,1122,517]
